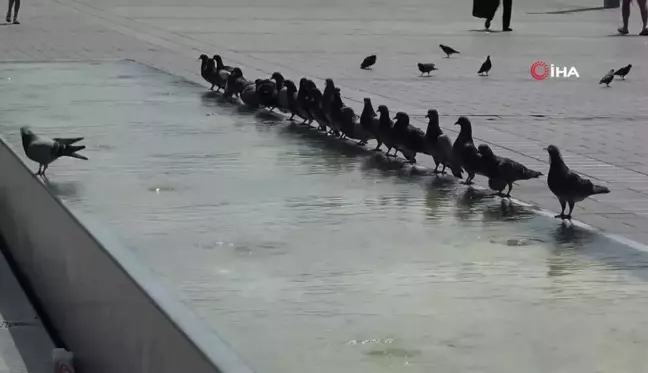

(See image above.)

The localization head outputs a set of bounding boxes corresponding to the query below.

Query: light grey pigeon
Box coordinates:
[20,126,88,177]
[545,144,610,220]
[599,69,614,87]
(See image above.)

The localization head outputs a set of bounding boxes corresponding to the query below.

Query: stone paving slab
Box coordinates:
[2,0,648,244]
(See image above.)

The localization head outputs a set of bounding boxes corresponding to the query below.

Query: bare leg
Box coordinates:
[638,0,648,33]
[619,0,631,34]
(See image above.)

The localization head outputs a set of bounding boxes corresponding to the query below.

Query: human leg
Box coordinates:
[12,0,20,23]
[6,0,14,22]
[638,0,648,34]
[502,0,512,31]
[618,0,631,34]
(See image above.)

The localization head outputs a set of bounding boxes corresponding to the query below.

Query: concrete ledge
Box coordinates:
[0,137,255,373]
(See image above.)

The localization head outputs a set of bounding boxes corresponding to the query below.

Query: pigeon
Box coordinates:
[478,144,542,197]
[297,78,315,126]
[391,112,426,163]
[418,63,438,76]
[337,96,374,146]
[452,116,485,184]
[613,64,632,80]
[284,80,309,122]
[360,98,380,141]
[213,55,234,73]
[376,105,397,155]
[198,54,219,91]
[545,144,610,220]
[478,56,492,76]
[360,55,377,70]
[255,78,278,109]
[439,44,460,58]
[322,79,342,136]
[599,69,614,87]
[307,81,331,133]
[20,127,88,177]
[423,109,463,178]
[270,72,290,112]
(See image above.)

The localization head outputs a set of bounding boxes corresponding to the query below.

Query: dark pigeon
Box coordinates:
[255,78,278,109]
[213,55,234,73]
[284,80,309,122]
[322,79,342,136]
[478,56,492,76]
[599,69,615,87]
[613,64,632,80]
[478,144,542,197]
[337,97,374,146]
[199,54,219,91]
[270,72,290,112]
[376,105,397,156]
[360,98,380,141]
[391,112,426,163]
[20,126,88,177]
[452,116,485,184]
[296,78,315,126]
[361,55,377,70]
[545,144,610,220]
[308,81,332,133]
[439,44,460,58]
[423,109,463,178]
[418,63,438,76]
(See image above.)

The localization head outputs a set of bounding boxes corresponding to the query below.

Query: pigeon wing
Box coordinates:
[52,137,83,145]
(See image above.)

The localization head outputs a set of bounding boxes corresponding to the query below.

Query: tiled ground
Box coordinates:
[2,0,647,243]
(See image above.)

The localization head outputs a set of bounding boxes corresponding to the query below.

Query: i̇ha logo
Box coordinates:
[530,61,579,80]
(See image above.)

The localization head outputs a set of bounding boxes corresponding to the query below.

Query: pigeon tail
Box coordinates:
[449,163,464,179]
[521,169,542,180]
[60,145,88,160]
[592,185,610,195]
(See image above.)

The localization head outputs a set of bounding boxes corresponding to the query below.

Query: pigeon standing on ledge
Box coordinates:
[20,126,88,177]
[545,144,610,220]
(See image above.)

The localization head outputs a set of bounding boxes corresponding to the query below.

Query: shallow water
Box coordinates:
[2,60,648,373]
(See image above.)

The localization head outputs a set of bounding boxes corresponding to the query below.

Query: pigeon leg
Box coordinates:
[35,164,42,175]
[504,183,513,198]
[433,163,440,173]
[372,142,383,152]
[41,164,49,178]
[420,72,424,76]
[565,200,575,220]
[210,84,215,91]
[441,164,448,174]
[289,113,295,120]
[555,199,567,219]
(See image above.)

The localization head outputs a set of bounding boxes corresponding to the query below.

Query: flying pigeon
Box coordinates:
[439,44,460,58]
[418,63,438,76]
[599,69,614,87]
[613,64,632,80]
[544,144,610,220]
[478,144,542,197]
[360,55,377,70]
[478,56,492,76]
[20,126,88,177]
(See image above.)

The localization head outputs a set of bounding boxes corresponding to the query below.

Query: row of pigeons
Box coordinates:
[199,53,612,220]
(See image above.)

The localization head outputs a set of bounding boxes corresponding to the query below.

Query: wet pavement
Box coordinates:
[3,60,648,373]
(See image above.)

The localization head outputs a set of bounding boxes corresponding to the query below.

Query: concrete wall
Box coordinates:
[0,137,255,373]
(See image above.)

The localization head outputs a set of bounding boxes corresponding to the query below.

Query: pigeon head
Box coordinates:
[199,54,208,61]
[487,55,491,60]
[477,144,494,157]
[340,107,355,121]
[283,79,297,92]
[232,67,243,77]
[20,126,35,151]
[377,105,389,116]
[393,112,409,121]
[543,144,563,163]
[214,55,224,64]
[425,109,438,119]
[628,64,633,68]
[454,116,471,127]
[363,98,372,105]
[325,78,335,88]
[271,72,284,83]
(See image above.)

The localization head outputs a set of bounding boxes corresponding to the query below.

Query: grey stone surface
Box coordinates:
[0,251,54,373]
[1,0,648,243]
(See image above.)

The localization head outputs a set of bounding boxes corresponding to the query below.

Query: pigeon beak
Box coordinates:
[393,116,398,120]
[454,121,459,125]
[542,147,548,151]
[424,115,429,118]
